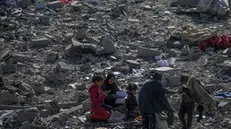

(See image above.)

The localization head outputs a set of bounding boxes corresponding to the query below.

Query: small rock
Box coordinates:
[126,60,141,69]
[64,39,96,56]
[39,15,50,25]
[118,65,130,74]
[101,35,117,54]
[71,2,82,11]
[128,19,140,23]
[11,54,27,63]
[1,63,16,74]
[143,5,152,10]
[31,38,49,48]
[56,62,73,72]
[65,33,74,43]
[20,121,32,129]
[80,63,91,72]
[47,1,63,9]
[137,47,161,58]
[225,48,231,57]
[32,82,45,94]
[17,0,32,8]
[46,52,58,63]
[122,53,137,60]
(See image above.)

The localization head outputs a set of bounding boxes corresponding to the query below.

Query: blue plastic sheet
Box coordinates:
[214,92,231,98]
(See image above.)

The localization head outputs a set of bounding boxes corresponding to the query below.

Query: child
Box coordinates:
[88,75,110,121]
[125,83,139,120]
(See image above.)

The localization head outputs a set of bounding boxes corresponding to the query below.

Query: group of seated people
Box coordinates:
[88,72,139,121]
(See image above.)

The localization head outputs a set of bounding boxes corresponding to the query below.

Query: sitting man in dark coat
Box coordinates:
[138,73,176,129]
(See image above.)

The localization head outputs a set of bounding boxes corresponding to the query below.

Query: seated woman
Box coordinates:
[88,75,110,121]
[101,72,120,108]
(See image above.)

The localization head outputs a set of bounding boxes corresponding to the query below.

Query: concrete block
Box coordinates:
[17,0,32,8]
[82,99,91,113]
[16,111,38,123]
[56,62,73,72]
[46,52,58,63]
[179,0,199,6]
[126,60,140,69]
[11,54,27,63]
[1,64,16,74]
[47,1,63,9]
[20,121,32,129]
[31,38,49,48]
[138,47,161,57]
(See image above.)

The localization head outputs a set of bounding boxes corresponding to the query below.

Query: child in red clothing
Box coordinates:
[88,75,110,121]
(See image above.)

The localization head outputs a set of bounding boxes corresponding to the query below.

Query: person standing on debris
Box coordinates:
[88,75,110,121]
[138,73,176,129]
[101,72,120,108]
[178,75,218,129]
[125,83,139,120]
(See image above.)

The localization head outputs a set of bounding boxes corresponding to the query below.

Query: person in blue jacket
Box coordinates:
[138,73,176,129]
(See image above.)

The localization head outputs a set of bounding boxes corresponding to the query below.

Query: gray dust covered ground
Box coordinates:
[1,0,231,128]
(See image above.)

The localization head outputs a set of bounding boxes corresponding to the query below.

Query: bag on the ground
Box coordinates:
[197,0,229,16]
[155,112,168,129]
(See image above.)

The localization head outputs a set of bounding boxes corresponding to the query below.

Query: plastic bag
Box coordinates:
[156,112,168,129]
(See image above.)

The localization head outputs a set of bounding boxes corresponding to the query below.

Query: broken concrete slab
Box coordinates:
[30,38,50,48]
[39,15,50,25]
[0,49,12,62]
[179,0,199,6]
[46,52,58,63]
[126,60,141,69]
[11,54,27,63]
[17,0,32,8]
[101,35,117,54]
[46,104,82,122]
[1,63,16,74]
[19,121,32,129]
[47,1,63,9]
[128,19,140,23]
[64,39,96,56]
[56,62,73,72]
[137,47,161,58]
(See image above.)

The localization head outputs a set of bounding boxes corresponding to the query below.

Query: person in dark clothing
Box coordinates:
[125,83,139,120]
[178,75,205,129]
[101,72,120,108]
[138,73,176,129]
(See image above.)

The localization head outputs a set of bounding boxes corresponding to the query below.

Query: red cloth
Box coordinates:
[88,84,110,120]
[90,106,110,120]
[198,35,231,52]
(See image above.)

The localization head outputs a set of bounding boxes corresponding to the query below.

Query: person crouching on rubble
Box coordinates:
[125,83,140,120]
[178,75,218,129]
[88,75,111,121]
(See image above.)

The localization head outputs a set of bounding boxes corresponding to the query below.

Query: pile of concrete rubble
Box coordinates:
[0,0,231,129]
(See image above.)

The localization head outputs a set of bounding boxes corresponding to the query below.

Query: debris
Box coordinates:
[47,1,63,9]
[30,38,50,48]
[137,47,161,58]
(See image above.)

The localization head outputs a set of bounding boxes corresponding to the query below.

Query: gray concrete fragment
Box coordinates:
[11,54,27,63]
[46,52,58,63]
[31,38,49,48]
[17,0,32,8]
[56,62,73,72]
[47,1,63,9]
[39,15,50,25]
[101,35,117,54]
[137,47,161,57]
[126,60,140,69]
[1,64,16,74]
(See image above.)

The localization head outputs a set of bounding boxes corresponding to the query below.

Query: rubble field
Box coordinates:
[1,0,231,128]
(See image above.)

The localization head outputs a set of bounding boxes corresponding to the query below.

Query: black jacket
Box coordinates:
[125,92,138,111]
[138,73,173,113]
